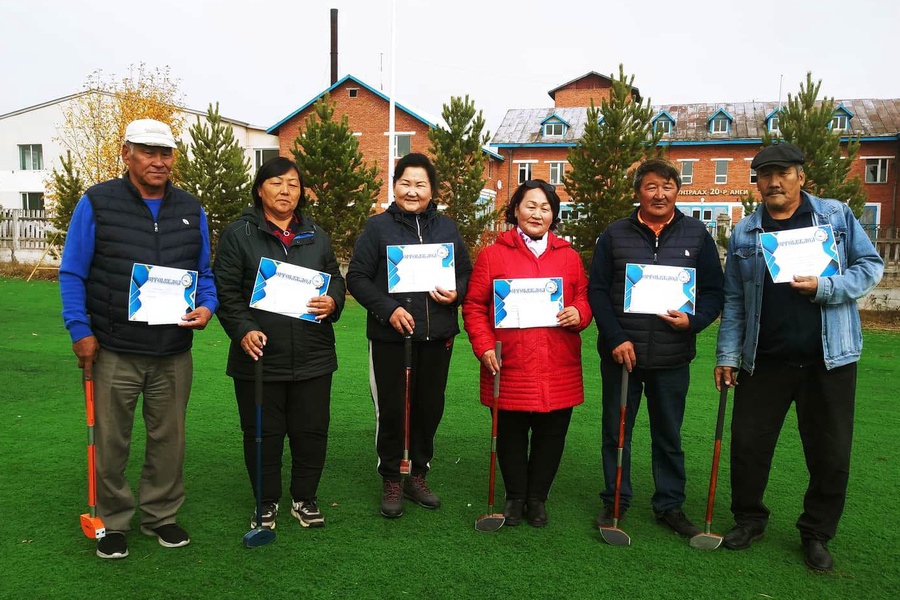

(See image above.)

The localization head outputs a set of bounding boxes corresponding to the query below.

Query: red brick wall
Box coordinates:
[554,87,612,108]
[275,81,433,210]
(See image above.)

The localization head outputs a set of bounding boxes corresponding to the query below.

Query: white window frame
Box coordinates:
[710,117,730,134]
[385,131,415,158]
[679,159,696,185]
[21,191,44,210]
[864,157,890,184]
[768,116,780,134]
[713,159,731,185]
[18,144,43,170]
[254,148,280,171]
[348,88,359,98]
[831,114,849,131]
[655,119,672,135]
[543,122,565,137]
[517,162,533,184]
[548,161,566,185]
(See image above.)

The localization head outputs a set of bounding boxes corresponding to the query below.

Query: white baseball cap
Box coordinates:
[124,119,177,148]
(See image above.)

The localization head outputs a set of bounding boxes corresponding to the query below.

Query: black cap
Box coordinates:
[750,143,805,171]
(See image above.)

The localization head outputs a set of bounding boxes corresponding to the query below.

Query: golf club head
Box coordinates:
[599,525,631,547]
[80,514,106,539]
[689,532,723,550]
[243,527,276,548]
[399,459,411,476]
[474,514,505,533]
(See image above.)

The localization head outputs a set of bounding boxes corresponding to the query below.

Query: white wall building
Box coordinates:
[0,91,279,210]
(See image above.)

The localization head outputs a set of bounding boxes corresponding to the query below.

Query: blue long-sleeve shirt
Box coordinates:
[60,194,219,344]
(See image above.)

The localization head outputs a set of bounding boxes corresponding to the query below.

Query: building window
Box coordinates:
[21,192,44,211]
[691,208,713,221]
[680,161,694,185]
[254,148,280,171]
[348,88,359,98]
[394,134,412,158]
[866,158,889,184]
[548,162,565,185]
[560,203,581,222]
[543,122,565,137]
[655,119,672,135]
[749,168,757,184]
[715,160,728,184]
[768,117,779,133]
[517,163,532,185]
[18,144,43,170]
[710,117,729,134]
[831,114,848,131]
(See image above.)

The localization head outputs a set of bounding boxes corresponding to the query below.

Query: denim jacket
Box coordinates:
[716,192,884,373]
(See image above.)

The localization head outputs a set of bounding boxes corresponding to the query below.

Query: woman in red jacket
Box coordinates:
[463,180,591,527]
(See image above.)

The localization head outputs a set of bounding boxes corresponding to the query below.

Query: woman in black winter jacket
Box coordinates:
[214,157,345,531]
[346,152,472,519]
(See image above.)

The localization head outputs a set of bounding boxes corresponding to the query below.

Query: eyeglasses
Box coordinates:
[524,180,555,193]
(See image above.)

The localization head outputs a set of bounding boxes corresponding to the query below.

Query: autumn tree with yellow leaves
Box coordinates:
[46,64,184,231]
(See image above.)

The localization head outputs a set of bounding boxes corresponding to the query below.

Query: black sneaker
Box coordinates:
[656,508,701,537]
[381,479,404,518]
[403,474,441,509]
[595,504,628,528]
[96,531,128,559]
[250,501,279,530]
[140,523,191,548]
[291,498,325,528]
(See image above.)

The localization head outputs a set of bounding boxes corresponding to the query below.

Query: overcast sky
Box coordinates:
[3,0,899,136]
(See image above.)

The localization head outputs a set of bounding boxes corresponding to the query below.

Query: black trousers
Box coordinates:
[234,374,332,504]
[730,360,857,541]
[369,338,453,481]
[496,408,573,502]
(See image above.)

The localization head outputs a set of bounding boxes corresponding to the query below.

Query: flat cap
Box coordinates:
[750,143,805,171]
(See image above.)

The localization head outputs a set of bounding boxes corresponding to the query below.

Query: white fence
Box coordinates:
[0,209,60,264]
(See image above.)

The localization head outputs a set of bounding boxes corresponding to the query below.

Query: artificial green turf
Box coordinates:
[1,277,898,599]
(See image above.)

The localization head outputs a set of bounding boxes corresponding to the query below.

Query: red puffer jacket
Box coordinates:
[463,229,592,412]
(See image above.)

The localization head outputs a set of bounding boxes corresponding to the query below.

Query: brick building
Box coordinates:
[491,72,900,234]
[268,74,503,212]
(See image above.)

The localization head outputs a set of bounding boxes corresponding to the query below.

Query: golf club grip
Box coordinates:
[84,373,95,427]
[619,365,629,409]
[493,341,501,398]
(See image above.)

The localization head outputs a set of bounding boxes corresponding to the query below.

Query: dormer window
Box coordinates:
[541,113,569,137]
[544,122,564,136]
[708,109,733,135]
[652,111,675,136]
[765,108,782,134]
[830,105,853,131]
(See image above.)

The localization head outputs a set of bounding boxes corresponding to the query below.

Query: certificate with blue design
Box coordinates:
[128,264,197,325]
[759,225,841,284]
[624,264,696,315]
[249,257,331,323]
[386,243,456,294]
[493,277,563,329]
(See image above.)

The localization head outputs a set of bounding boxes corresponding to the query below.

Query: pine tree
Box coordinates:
[562,65,662,265]
[427,95,493,253]
[46,151,86,237]
[175,103,252,255]
[762,72,865,217]
[291,94,382,266]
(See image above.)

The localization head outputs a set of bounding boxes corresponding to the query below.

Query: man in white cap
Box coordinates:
[715,143,883,571]
[60,119,218,559]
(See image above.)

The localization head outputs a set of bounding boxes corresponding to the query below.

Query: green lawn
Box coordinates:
[1,277,898,599]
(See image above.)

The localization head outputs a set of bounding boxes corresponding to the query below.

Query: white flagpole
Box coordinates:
[387,0,397,188]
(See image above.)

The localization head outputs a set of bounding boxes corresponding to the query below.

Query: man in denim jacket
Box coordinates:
[714,143,883,572]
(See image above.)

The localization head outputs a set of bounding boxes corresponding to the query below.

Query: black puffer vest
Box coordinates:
[605,211,709,368]
[86,176,202,356]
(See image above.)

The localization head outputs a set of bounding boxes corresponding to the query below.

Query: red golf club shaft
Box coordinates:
[704,384,729,526]
[85,370,98,515]
[613,365,629,522]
